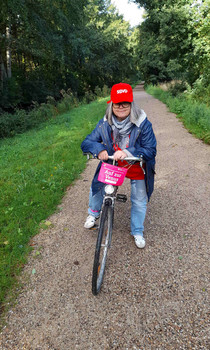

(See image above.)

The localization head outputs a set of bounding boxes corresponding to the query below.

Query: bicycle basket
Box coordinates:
[98,162,128,186]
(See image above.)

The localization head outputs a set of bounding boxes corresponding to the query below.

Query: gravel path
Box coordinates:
[0,85,209,350]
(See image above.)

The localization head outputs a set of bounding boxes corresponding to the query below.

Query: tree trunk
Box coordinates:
[0,53,7,91]
[6,22,12,78]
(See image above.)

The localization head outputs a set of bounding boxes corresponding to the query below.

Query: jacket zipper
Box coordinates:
[133,129,141,146]
[102,123,112,153]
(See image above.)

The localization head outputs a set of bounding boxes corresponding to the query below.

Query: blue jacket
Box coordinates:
[81,116,157,200]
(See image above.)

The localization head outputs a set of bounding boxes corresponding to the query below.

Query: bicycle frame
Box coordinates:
[84,153,145,294]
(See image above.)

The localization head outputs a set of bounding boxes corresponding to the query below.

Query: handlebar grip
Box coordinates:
[83,152,144,163]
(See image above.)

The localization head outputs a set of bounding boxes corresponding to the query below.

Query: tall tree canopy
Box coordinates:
[1,0,208,110]
[0,0,139,110]
[133,0,210,87]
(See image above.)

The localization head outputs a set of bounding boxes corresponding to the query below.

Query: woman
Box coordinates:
[81,83,156,248]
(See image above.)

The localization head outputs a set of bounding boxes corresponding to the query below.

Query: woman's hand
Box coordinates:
[98,150,109,160]
[113,150,127,161]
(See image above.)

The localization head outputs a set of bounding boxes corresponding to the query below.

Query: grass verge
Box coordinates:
[0,97,108,314]
[145,85,210,144]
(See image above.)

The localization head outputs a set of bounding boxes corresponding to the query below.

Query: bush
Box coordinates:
[146,84,210,144]
[101,85,110,97]
[94,85,110,99]
[0,110,30,138]
[0,93,67,139]
[168,81,187,96]
[94,86,102,97]
[83,90,97,104]
[0,101,60,139]
[57,89,79,114]
[0,85,110,139]
[185,74,210,106]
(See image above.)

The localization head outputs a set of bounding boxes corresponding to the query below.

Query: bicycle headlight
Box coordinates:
[105,185,115,195]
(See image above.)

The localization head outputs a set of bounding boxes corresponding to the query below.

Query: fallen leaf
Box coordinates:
[32,268,36,275]
[45,221,52,226]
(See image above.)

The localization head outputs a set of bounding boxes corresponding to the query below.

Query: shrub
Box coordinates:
[101,85,110,97]
[0,110,32,138]
[57,89,79,113]
[146,84,210,144]
[94,86,102,97]
[46,96,56,106]
[0,101,58,139]
[94,85,110,99]
[0,84,110,139]
[168,81,187,96]
[83,90,97,104]
[185,74,210,106]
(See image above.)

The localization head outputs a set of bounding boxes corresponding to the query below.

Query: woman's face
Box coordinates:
[112,102,131,121]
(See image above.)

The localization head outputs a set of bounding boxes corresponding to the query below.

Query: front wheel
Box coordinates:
[92,201,113,295]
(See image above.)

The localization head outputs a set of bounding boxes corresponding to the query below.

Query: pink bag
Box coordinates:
[98,162,128,186]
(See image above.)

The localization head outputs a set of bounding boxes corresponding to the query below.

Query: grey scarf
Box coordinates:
[111,115,133,149]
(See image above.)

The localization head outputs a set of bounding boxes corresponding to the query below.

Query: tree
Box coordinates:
[0,0,140,110]
[132,0,209,85]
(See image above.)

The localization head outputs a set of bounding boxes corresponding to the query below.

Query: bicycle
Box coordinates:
[84,153,145,295]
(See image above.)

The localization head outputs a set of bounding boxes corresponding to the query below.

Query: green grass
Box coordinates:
[0,97,108,309]
[145,85,210,144]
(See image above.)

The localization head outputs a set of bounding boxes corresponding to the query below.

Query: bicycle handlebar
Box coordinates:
[107,155,143,162]
[83,152,144,162]
[83,153,145,175]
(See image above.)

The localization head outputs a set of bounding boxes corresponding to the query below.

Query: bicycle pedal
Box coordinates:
[89,224,99,230]
[116,194,127,202]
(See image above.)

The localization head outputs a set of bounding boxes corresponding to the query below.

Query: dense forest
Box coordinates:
[0,0,139,110]
[0,0,209,112]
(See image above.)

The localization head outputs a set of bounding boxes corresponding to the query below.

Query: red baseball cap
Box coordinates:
[107,83,133,104]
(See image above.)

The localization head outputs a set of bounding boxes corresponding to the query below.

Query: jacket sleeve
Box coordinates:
[125,120,157,161]
[81,120,107,157]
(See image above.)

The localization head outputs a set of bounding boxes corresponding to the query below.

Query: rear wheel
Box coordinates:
[92,201,113,295]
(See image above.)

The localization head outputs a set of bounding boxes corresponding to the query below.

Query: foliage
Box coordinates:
[0,0,139,111]
[167,81,188,97]
[0,97,108,311]
[133,0,209,101]
[190,0,210,78]
[0,84,110,139]
[134,1,194,83]
[146,84,210,144]
[185,73,210,106]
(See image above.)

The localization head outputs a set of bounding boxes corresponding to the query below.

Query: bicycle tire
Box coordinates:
[92,201,113,295]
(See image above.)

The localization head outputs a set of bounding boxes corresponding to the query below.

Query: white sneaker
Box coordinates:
[134,235,146,248]
[84,215,97,229]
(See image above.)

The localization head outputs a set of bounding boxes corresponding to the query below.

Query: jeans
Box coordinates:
[88,179,148,237]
